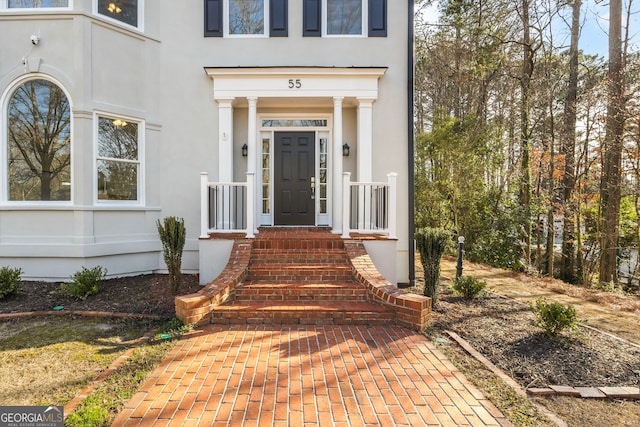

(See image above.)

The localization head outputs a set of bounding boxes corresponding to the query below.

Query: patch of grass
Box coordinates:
[533,396,640,427]
[432,337,556,426]
[0,316,161,406]
[66,319,188,426]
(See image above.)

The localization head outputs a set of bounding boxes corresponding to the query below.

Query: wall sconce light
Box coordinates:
[342,143,350,157]
[241,143,248,157]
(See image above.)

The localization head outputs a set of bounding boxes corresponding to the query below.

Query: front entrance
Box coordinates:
[274,132,315,225]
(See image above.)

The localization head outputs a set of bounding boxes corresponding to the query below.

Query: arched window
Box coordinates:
[6,78,71,201]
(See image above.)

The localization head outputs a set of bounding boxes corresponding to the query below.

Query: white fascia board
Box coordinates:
[204,67,387,101]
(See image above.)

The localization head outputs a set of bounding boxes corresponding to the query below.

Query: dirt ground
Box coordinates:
[0,274,201,318]
[440,256,640,345]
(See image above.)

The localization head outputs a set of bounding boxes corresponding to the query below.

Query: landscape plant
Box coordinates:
[530,297,578,336]
[61,266,106,299]
[452,275,487,299]
[416,227,451,304]
[0,266,22,299]
[156,216,186,295]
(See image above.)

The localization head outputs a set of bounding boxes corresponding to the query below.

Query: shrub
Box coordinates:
[452,275,487,299]
[61,266,106,299]
[0,266,22,299]
[416,227,451,304]
[156,216,186,295]
[530,298,578,336]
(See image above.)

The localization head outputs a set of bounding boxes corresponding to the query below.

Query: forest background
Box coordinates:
[414,0,640,291]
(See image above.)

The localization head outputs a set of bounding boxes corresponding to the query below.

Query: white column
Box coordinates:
[357,98,374,182]
[332,97,344,234]
[247,97,258,174]
[247,97,258,234]
[217,98,234,182]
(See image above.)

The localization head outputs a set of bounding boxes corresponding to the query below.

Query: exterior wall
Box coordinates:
[0,1,411,283]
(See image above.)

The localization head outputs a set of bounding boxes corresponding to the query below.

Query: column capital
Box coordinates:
[333,96,344,104]
[357,97,375,106]
[247,96,258,105]
[216,98,235,106]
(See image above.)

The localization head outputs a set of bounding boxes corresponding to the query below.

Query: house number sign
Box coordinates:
[288,79,302,89]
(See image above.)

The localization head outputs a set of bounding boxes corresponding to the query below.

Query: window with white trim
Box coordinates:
[205,0,288,37]
[228,0,265,35]
[95,0,143,30]
[326,0,363,35]
[6,78,71,202]
[4,0,70,8]
[96,115,141,201]
[302,0,386,37]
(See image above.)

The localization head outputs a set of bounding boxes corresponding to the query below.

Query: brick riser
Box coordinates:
[235,281,368,301]
[209,301,394,325]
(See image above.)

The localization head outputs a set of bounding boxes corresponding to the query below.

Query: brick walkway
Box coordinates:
[112,325,510,426]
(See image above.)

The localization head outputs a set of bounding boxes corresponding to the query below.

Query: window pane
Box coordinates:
[98,117,138,160]
[8,0,68,7]
[97,0,138,27]
[7,79,71,201]
[97,160,138,200]
[229,0,264,35]
[262,119,327,127]
[327,0,362,35]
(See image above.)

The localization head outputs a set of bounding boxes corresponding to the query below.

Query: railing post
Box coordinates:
[200,172,209,238]
[342,172,351,238]
[246,172,255,238]
[387,173,397,239]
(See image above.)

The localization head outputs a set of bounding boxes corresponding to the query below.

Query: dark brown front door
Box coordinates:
[274,132,315,225]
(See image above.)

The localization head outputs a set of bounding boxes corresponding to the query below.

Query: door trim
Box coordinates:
[256,114,332,227]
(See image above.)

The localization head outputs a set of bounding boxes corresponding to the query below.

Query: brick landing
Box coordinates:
[112,325,510,426]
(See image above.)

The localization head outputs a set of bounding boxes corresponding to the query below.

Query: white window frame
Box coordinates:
[94,112,144,205]
[93,0,144,32]
[323,0,367,38]
[1,0,72,10]
[224,0,269,38]
[0,74,74,205]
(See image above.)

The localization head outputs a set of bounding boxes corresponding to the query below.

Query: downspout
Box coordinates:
[407,0,416,286]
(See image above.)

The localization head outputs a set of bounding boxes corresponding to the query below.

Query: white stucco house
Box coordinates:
[0,0,415,286]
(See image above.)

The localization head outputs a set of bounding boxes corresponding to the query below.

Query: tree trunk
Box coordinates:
[520,0,533,268]
[560,0,581,283]
[599,0,625,285]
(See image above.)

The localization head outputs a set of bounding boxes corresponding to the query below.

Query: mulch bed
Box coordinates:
[429,287,640,389]
[0,274,201,319]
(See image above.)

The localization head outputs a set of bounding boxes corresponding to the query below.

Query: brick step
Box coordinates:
[209,301,394,325]
[249,249,349,265]
[252,230,344,251]
[247,264,354,282]
[235,281,368,301]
